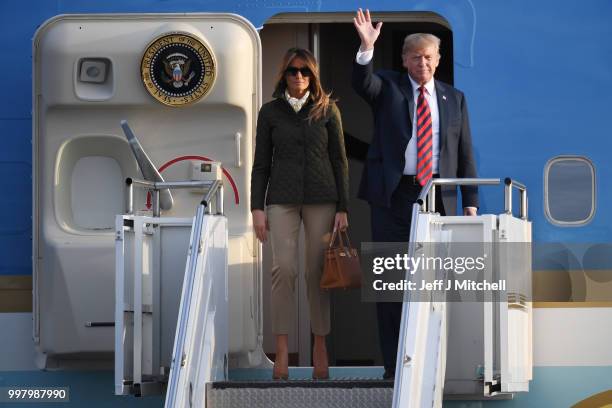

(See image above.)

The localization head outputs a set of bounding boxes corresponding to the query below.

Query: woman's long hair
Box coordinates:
[273,47,333,122]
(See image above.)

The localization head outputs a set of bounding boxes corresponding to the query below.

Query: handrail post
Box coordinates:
[520,189,528,220]
[427,181,436,214]
[504,177,528,220]
[200,180,222,216]
[504,178,513,215]
[216,184,224,215]
[126,178,134,215]
[153,189,161,217]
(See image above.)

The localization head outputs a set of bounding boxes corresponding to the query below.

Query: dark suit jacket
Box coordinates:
[352,61,478,215]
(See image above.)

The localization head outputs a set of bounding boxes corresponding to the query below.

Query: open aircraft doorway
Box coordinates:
[259,12,454,369]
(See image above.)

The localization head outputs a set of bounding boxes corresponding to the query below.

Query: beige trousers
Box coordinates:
[266,203,336,336]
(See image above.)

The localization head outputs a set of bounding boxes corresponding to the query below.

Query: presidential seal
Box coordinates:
[141,33,216,107]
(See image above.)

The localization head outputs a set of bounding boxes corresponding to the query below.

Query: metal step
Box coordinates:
[206,379,394,408]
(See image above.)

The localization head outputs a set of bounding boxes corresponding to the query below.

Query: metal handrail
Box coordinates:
[418,177,528,221]
[420,177,499,214]
[504,177,528,220]
[125,178,224,217]
[164,202,207,407]
[121,120,174,211]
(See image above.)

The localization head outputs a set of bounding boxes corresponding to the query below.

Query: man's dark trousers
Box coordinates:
[371,177,444,372]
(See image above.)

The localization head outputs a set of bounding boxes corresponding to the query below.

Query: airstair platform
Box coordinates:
[116,174,533,408]
[207,377,393,408]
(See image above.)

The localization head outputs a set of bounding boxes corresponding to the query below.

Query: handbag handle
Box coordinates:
[340,230,353,249]
[329,229,354,257]
[328,229,339,249]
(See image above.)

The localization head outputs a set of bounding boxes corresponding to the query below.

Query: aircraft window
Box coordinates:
[544,156,595,226]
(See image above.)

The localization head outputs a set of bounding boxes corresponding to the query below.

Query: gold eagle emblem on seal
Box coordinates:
[141,33,216,106]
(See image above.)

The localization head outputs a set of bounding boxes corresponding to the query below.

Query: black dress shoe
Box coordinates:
[382,367,395,380]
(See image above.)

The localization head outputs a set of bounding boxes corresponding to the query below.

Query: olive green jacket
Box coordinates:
[250,98,349,212]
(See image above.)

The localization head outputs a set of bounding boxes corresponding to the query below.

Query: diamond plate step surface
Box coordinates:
[207,379,394,408]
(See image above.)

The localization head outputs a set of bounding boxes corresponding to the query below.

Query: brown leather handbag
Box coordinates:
[320,229,362,289]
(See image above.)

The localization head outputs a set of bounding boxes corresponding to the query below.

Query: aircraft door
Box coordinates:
[33,14,262,367]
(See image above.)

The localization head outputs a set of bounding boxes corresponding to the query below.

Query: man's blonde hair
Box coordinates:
[402,33,441,56]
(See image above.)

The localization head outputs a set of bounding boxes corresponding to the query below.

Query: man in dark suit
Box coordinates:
[352,8,479,379]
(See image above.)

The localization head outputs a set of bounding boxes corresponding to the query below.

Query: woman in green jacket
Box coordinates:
[250,47,349,380]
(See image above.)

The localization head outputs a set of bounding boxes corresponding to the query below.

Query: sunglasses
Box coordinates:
[285,67,313,77]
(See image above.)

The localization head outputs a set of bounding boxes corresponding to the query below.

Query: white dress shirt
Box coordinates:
[285,89,310,112]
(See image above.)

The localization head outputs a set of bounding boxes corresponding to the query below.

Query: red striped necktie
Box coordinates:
[416,85,433,186]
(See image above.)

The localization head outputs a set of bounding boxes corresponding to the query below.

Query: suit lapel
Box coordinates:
[435,80,449,152]
[399,73,414,132]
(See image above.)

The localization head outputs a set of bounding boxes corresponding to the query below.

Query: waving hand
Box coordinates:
[353,8,383,51]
